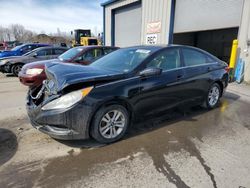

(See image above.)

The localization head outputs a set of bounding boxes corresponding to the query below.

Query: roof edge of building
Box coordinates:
[101,0,120,7]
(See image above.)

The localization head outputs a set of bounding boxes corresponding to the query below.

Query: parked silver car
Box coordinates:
[0,46,68,76]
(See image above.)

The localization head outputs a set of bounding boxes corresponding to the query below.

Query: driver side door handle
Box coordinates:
[177,75,184,81]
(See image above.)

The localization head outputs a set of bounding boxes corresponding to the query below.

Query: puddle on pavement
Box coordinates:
[1,92,250,188]
[0,129,18,166]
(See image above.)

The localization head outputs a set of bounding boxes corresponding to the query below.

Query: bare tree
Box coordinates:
[0,26,12,41]
[22,30,34,42]
[10,24,25,41]
[0,24,69,45]
[0,26,5,41]
[57,28,61,36]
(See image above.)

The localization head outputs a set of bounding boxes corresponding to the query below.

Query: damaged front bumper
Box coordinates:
[26,93,94,140]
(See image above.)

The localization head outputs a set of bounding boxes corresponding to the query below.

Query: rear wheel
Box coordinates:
[203,83,221,109]
[91,105,129,144]
[11,64,23,76]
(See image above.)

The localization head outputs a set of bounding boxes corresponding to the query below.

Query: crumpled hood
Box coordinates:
[45,62,124,92]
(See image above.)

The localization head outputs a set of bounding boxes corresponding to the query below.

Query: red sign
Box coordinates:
[147,21,161,34]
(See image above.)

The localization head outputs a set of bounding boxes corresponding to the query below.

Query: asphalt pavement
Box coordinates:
[0,73,250,188]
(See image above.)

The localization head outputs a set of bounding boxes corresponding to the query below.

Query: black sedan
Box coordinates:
[26,45,229,143]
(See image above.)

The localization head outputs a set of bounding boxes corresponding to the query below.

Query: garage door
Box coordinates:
[173,28,239,63]
[114,3,142,47]
[174,0,244,33]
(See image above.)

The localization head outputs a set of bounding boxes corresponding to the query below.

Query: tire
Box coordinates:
[202,83,221,109]
[11,64,23,77]
[91,104,129,144]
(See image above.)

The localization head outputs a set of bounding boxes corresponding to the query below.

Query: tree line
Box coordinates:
[0,24,74,43]
[0,24,35,42]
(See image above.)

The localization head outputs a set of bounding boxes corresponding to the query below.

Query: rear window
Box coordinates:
[54,49,66,55]
[182,49,207,66]
[37,49,52,56]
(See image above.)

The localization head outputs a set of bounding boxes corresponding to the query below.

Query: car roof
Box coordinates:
[73,45,119,50]
[16,43,49,48]
[122,44,212,52]
[26,43,49,46]
[34,46,68,50]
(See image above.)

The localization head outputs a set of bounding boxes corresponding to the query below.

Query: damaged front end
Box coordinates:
[26,78,93,140]
[26,62,124,140]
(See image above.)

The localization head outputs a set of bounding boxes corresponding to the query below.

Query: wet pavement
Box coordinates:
[0,75,250,188]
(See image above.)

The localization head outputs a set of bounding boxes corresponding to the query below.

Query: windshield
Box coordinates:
[90,48,151,73]
[58,47,83,61]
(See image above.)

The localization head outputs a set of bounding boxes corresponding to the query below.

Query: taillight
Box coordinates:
[225,66,230,73]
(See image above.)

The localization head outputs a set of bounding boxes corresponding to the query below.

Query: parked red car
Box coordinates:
[18,46,118,88]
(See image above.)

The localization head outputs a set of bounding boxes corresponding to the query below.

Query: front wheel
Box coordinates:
[203,83,221,109]
[11,64,23,76]
[91,105,129,144]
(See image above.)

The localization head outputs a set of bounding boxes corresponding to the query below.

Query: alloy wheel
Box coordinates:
[99,110,126,139]
[13,65,22,76]
[208,86,220,107]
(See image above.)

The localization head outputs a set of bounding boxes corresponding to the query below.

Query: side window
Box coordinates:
[146,49,181,70]
[31,45,38,50]
[54,49,66,55]
[182,49,207,66]
[83,49,103,61]
[206,55,216,63]
[21,45,33,53]
[103,48,115,55]
[37,49,51,56]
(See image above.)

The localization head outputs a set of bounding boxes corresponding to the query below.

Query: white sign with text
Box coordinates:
[146,34,157,45]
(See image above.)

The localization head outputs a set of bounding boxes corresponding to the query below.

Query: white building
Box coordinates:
[102,0,250,83]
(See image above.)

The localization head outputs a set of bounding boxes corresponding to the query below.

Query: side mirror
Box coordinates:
[139,67,162,77]
[33,53,38,57]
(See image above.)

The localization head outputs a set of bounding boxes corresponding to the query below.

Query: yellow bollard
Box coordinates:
[229,39,238,69]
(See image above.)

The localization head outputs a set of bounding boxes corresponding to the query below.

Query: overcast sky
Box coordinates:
[0,0,106,35]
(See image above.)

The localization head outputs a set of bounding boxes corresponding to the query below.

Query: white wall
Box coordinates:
[104,0,171,46]
[174,0,244,33]
[237,0,250,83]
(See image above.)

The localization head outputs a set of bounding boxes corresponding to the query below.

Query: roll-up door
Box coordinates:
[114,3,142,47]
[174,0,244,33]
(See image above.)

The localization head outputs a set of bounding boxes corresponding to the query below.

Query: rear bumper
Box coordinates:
[26,95,94,140]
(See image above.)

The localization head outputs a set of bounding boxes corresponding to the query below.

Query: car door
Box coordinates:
[134,48,186,119]
[180,48,214,104]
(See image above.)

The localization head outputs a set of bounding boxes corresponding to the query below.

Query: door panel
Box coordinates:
[134,48,186,119]
[181,48,214,103]
[134,69,186,118]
